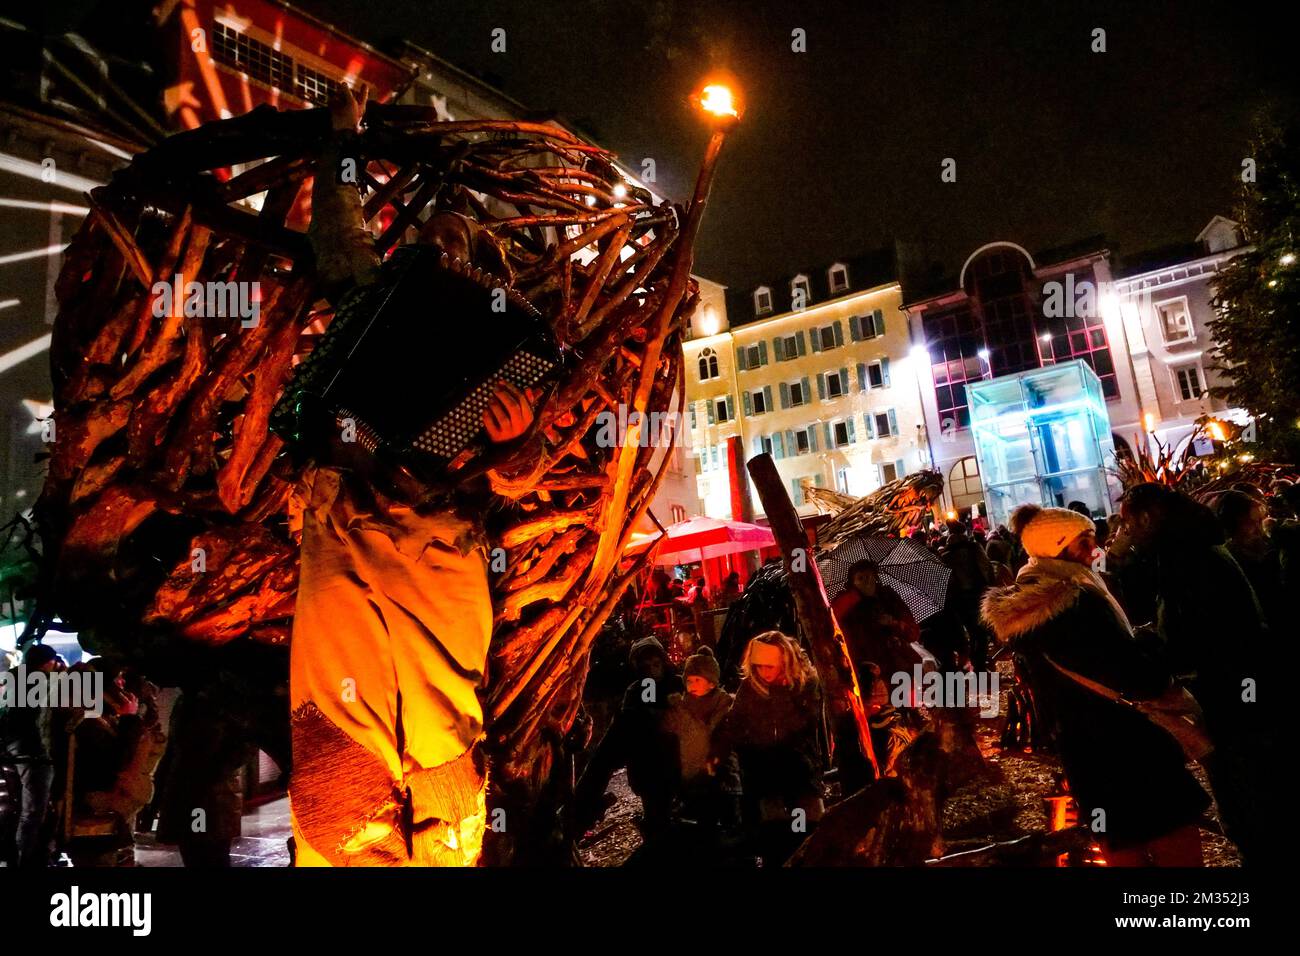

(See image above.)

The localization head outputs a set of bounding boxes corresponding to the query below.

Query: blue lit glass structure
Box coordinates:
[967,359,1117,528]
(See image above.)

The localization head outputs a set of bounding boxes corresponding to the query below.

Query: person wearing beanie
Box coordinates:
[981,501,1209,865]
[664,647,740,835]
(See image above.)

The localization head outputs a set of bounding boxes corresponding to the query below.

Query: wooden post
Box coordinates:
[746,453,878,776]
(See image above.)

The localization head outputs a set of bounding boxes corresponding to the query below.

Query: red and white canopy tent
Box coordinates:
[624,515,776,567]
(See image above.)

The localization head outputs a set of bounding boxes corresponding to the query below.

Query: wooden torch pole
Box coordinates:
[746,452,878,778]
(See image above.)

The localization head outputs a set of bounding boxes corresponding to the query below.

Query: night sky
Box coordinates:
[307,0,1297,292]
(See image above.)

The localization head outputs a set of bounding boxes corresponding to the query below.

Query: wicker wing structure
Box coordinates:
[33,102,697,816]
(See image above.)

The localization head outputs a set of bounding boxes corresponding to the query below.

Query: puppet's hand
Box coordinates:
[483,381,539,444]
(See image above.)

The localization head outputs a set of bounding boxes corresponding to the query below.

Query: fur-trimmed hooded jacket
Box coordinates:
[982,559,1208,848]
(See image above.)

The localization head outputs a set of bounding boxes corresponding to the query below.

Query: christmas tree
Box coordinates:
[1208,113,1300,462]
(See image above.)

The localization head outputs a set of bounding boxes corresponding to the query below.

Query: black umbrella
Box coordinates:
[817,535,951,622]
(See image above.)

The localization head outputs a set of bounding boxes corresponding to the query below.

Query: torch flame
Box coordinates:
[699,84,739,119]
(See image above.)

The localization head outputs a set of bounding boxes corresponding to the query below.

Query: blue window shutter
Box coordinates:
[796,330,807,356]
[814,473,826,487]
[857,363,867,392]
[743,391,753,416]
[801,376,812,403]
[773,432,785,459]
[690,403,697,428]
[724,396,733,420]
[752,435,763,456]
[833,320,844,347]
[864,413,876,439]
[847,418,857,443]
[707,400,716,424]
[736,346,747,371]
[809,426,819,451]
[816,373,826,400]
[773,336,785,361]
[786,429,796,454]
[875,309,885,336]
[810,329,822,353]
[888,408,899,435]
[895,457,906,477]
[849,314,861,341]
[763,385,773,413]
[876,464,885,485]
[882,357,892,387]
[822,422,832,448]
[840,366,849,393]
[779,382,791,409]
[758,340,769,366]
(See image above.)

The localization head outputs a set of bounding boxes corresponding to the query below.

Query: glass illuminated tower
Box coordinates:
[966,360,1117,528]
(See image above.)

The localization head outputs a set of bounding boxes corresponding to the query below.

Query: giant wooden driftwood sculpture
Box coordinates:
[816,470,945,547]
[32,100,702,862]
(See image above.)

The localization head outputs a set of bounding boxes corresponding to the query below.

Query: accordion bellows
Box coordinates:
[272,245,557,473]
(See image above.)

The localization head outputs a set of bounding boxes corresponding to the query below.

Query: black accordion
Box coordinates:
[272,245,560,477]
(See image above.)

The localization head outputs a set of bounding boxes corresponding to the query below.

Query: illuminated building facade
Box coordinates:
[904,240,1142,518]
[1109,216,1250,453]
[904,222,1252,519]
[684,251,930,519]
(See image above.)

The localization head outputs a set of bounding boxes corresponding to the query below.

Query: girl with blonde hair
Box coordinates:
[714,630,824,864]
[738,630,816,696]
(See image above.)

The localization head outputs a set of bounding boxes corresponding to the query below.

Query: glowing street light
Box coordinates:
[1281,252,1296,266]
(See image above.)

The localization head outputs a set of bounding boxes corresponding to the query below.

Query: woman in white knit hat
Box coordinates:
[981,504,1209,866]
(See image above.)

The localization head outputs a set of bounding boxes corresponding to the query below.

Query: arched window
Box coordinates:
[754,287,773,315]
[949,456,984,511]
[698,347,720,381]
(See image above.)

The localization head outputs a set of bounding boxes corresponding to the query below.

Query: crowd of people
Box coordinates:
[1,649,258,869]
[4,476,1288,868]
[574,630,825,865]
[1,651,169,867]
[576,477,1289,867]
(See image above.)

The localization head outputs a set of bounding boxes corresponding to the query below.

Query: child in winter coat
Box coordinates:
[664,648,739,828]
[713,632,825,865]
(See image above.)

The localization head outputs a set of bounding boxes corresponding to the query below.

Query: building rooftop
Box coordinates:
[725,246,898,326]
